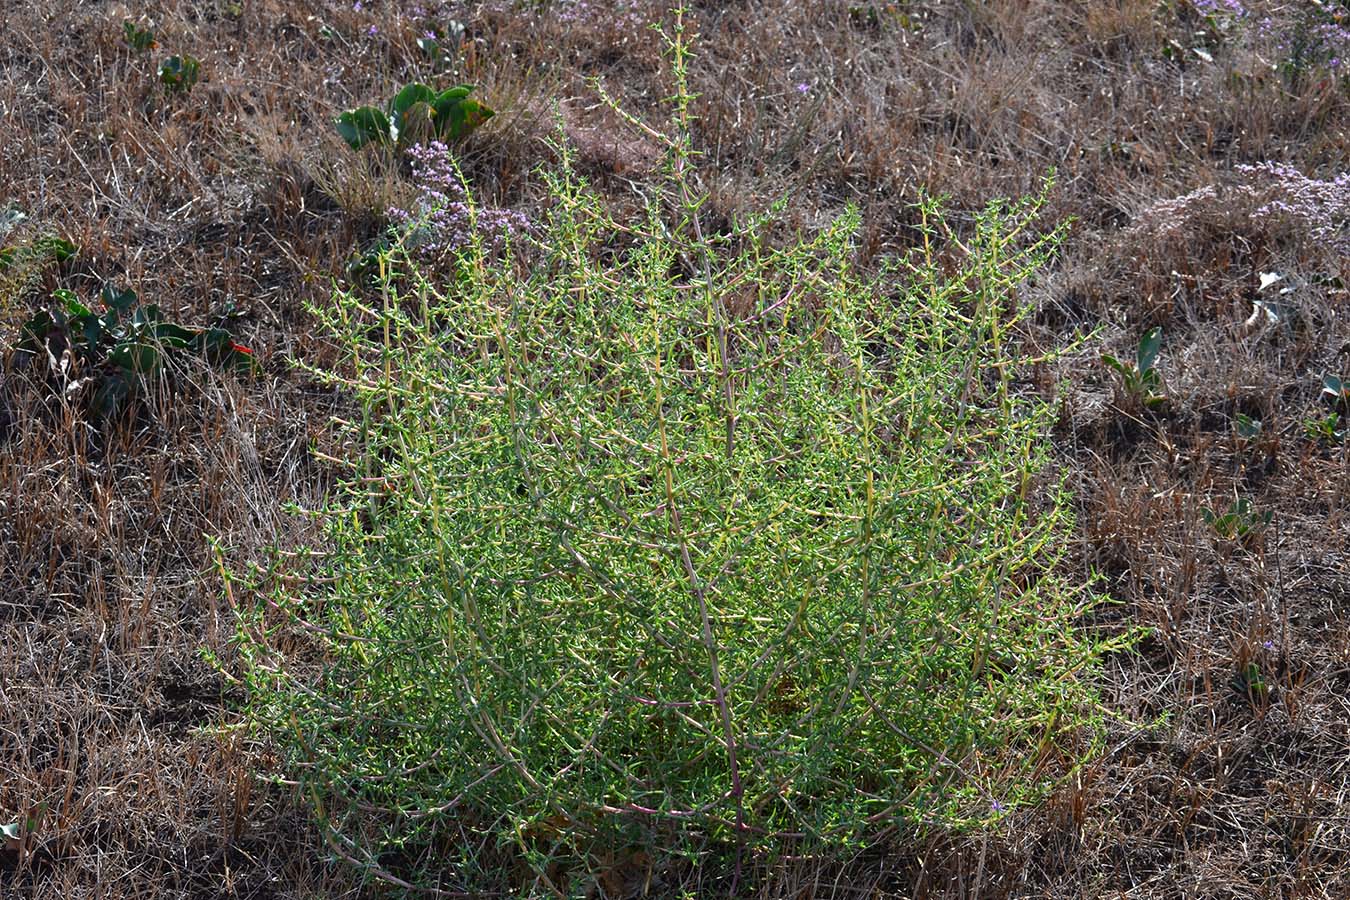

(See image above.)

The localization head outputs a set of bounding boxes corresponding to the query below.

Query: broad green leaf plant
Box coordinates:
[1103,326,1167,410]
[18,284,254,420]
[335,82,493,150]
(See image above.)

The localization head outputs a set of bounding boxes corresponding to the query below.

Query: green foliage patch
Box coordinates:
[335,82,493,150]
[122,19,157,52]
[1103,327,1168,411]
[230,21,1114,895]
[158,54,201,92]
[17,284,254,420]
[232,185,1110,892]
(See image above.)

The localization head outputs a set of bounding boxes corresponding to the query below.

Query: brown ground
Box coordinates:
[1,1,1348,897]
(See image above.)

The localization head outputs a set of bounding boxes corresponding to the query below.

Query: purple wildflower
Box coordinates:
[556,0,647,31]
[795,82,811,95]
[1238,162,1350,252]
[389,141,530,258]
[1193,0,1246,16]
[1128,163,1350,256]
[1221,4,1350,75]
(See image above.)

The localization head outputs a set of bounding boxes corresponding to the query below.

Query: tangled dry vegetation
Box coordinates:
[1,0,1347,897]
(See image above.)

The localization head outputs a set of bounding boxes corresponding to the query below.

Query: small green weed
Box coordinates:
[0,209,76,319]
[1231,660,1271,705]
[335,82,492,150]
[1,803,46,856]
[1304,411,1344,442]
[1103,327,1167,410]
[16,284,254,420]
[1322,374,1350,409]
[1233,413,1263,441]
[1201,497,1272,542]
[416,21,465,67]
[0,234,76,271]
[1303,375,1350,441]
[159,54,201,92]
[122,19,156,52]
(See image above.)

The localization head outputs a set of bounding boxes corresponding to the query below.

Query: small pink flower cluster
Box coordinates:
[1193,0,1350,75]
[388,141,530,257]
[1193,0,1246,16]
[556,0,648,31]
[1126,184,1221,239]
[1236,162,1350,251]
[1128,162,1350,255]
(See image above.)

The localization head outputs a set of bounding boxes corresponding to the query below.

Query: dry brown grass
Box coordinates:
[2,0,1348,896]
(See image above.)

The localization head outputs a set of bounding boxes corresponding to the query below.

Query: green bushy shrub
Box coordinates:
[229,19,1110,895]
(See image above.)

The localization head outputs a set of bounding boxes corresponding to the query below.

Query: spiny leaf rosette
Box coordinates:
[231,154,1110,892]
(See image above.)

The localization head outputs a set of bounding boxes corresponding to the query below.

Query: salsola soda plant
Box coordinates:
[228,15,1112,894]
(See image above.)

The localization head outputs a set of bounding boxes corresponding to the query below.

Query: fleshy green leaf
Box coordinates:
[159,55,202,92]
[17,310,55,353]
[390,82,437,119]
[59,289,92,320]
[82,316,104,348]
[108,341,163,374]
[152,322,196,347]
[437,96,493,142]
[1323,375,1347,402]
[101,285,139,313]
[390,84,438,143]
[35,235,77,261]
[123,20,157,51]
[336,106,391,150]
[1136,326,1162,373]
[132,304,164,326]
[1235,414,1262,439]
[433,85,474,109]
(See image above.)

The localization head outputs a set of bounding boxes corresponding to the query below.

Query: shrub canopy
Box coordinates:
[233,151,1107,892]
